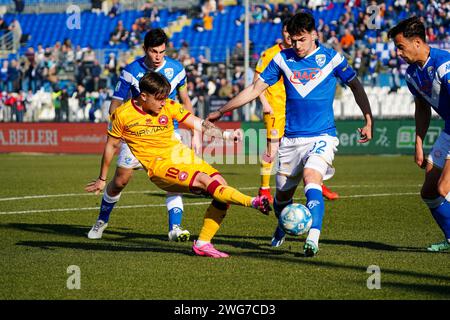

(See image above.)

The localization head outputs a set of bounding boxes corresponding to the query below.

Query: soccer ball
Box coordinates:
[278,203,313,236]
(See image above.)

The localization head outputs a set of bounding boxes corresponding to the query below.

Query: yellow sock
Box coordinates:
[198,201,228,242]
[207,181,253,207]
[260,159,274,188]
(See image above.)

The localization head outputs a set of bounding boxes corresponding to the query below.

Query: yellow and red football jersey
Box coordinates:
[108,98,191,169]
[255,43,286,115]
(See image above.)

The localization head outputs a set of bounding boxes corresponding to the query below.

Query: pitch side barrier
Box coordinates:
[0,119,444,159]
[240,119,445,156]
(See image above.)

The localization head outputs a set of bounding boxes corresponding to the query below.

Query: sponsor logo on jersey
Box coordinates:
[178,171,189,181]
[158,115,169,125]
[289,68,322,84]
[315,54,326,67]
[434,150,442,159]
[164,68,174,80]
[427,66,434,79]
[145,118,152,126]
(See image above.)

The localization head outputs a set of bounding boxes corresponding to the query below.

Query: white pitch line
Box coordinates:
[0,192,419,216]
[0,184,421,202]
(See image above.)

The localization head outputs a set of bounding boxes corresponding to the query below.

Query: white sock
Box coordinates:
[196,240,210,247]
[307,228,321,246]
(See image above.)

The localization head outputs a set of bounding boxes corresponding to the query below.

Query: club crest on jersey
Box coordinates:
[158,115,169,125]
[315,54,326,67]
[137,72,145,80]
[164,68,174,80]
[427,66,434,79]
[178,171,189,181]
[290,68,322,84]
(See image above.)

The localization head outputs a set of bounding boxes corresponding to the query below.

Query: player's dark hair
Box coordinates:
[139,71,170,99]
[143,28,169,48]
[282,16,291,29]
[388,16,426,42]
[287,12,316,35]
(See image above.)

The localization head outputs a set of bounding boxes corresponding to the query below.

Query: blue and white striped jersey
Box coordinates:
[112,56,187,101]
[260,45,356,138]
[405,47,450,134]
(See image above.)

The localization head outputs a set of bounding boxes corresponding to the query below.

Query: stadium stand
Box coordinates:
[0,0,448,122]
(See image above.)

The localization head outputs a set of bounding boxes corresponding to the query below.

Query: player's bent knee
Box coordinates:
[211,173,227,186]
[192,172,212,191]
[304,156,328,182]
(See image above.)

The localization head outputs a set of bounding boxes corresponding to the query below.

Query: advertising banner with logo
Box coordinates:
[0,122,244,155]
[0,123,107,154]
[241,119,445,155]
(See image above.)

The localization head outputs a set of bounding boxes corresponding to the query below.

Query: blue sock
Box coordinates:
[430,200,450,239]
[98,191,121,223]
[305,183,325,231]
[167,194,184,231]
[272,198,293,239]
[168,207,183,231]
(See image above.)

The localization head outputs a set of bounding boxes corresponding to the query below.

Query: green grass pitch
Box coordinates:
[0,154,449,300]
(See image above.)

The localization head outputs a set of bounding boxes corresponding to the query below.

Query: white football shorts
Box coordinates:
[276,135,339,191]
[427,131,450,169]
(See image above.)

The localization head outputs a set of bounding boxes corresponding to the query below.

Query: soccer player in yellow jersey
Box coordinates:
[85,71,271,258]
[255,18,339,203]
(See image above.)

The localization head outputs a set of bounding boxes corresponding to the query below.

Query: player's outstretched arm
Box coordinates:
[85,135,121,195]
[109,98,124,115]
[347,77,373,143]
[206,79,269,122]
[253,71,273,115]
[183,114,242,142]
[178,86,202,154]
[414,97,431,168]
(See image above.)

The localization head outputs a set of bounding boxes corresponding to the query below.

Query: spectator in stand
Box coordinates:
[108,0,121,18]
[105,52,118,90]
[231,41,244,65]
[91,60,103,92]
[14,0,25,14]
[426,26,437,42]
[75,84,87,121]
[340,28,355,54]
[326,30,339,48]
[387,49,401,93]
[436,25,448,42]
[218,78,233,99]
[203,13,214,31]
[52,89,62,122]
[0,60,8,92]
[128,23,141,47]
[60,87,69,122]
[109,20,129,46]
[7,59,21,93]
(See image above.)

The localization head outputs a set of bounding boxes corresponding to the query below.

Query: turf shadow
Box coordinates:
[16,240,194,256]
[1,223,168,242]
[380,281,450,298]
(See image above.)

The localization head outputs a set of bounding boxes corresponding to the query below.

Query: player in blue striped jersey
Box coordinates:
[207,12,373,256]
[87,29,200,242]
[389,17,450,252]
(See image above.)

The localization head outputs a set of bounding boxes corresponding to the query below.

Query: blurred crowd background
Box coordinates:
[0,0,448,123]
